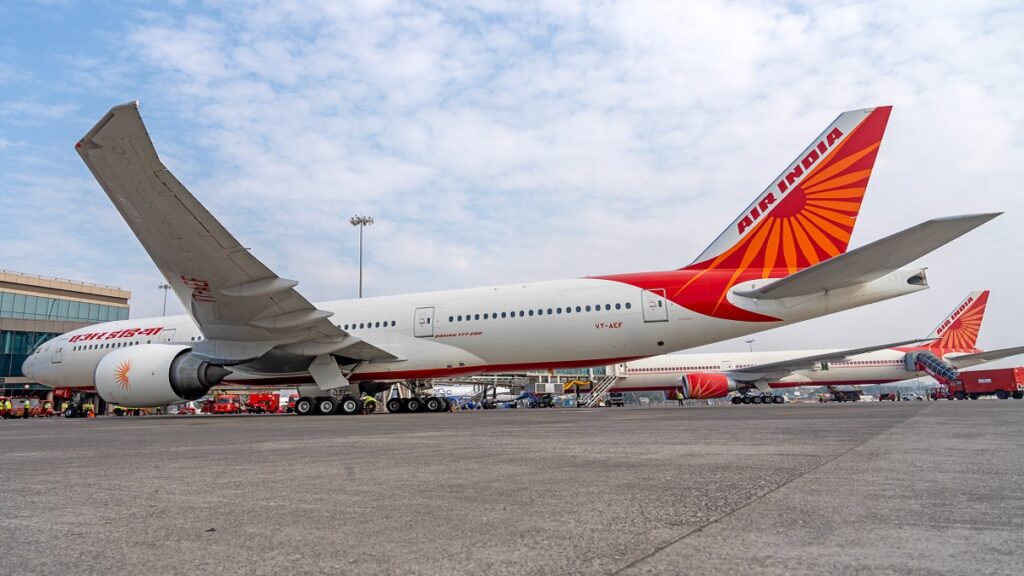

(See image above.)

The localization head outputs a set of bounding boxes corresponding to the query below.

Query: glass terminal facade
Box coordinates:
[0,292,129,323]
[0,271,131,388]
[0,330,59,379]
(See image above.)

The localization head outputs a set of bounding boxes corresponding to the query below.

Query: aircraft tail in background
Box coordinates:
[926,290,989,351]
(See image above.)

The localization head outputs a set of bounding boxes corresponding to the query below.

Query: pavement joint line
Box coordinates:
[610,403,935,575]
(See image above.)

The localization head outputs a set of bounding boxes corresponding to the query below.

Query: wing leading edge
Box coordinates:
[77,102,396,363]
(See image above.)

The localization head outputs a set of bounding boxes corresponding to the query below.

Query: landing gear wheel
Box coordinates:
[741,396,752,404]
[315,397,337,415]
[425,397,444,412]
[294,397,315,416]
[773,395,785,404]
[441,398,453,411]
[386,398,404,413]
[751,396,763,404]
[406,397,424,412]
[338,396,362,415]
[731,396,743,405]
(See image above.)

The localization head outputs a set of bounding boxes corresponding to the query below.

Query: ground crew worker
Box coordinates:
[3,398,12,419]
[361,394,378,415]
[0,398,7,419]
[23,399,32,419]
[60,400,70,416]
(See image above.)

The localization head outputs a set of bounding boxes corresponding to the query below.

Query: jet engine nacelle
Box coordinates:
[680,372,740,400]
[94,344,231,407]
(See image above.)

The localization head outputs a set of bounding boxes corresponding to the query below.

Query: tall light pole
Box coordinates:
[158,283,171,316]
[745,339,755,352]
[349,215,374,298]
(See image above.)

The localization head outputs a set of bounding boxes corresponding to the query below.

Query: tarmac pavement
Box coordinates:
[1,402,1022,575]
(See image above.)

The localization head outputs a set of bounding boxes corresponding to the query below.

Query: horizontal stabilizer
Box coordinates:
[733,213,1000,299]
[728,339,922,381]
[945,345,1024,369]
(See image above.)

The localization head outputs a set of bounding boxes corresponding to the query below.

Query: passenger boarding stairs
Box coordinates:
[583,376,621,407]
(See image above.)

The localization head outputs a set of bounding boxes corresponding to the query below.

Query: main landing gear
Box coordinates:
[384,396,452,414]
[294,394,364,416]
[730,393,785,405]
[293,394,453,415]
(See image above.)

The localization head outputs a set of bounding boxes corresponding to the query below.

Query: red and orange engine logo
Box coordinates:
[114,360,133,390]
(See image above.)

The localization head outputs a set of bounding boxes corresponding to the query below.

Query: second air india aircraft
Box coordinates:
[22,103,999,415]
[609,290,1024,403]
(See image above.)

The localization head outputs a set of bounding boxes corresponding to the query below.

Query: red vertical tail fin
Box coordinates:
[685,106,892,276]
[926,291,989,351]
[669,106,892,320]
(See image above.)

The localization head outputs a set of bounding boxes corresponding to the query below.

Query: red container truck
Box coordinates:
[246,393,280,414]
[947,367,1024,400]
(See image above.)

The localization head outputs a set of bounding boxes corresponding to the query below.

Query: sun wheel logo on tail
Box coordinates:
[681,372,737,400]
[114,360,132,390]
[672,106,893,321]
[928,291,988,351]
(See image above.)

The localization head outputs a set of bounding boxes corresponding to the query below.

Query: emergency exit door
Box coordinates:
[641,289,669,322]
[414,307,435,337]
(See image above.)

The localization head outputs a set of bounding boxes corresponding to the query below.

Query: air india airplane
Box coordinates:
[610,290,1024,403]
[22,103,998,416]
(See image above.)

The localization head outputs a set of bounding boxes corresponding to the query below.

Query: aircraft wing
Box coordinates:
[944,345,1024,369]
[76,102,397,363]
[726,339,922,382]
[732,214,1000,300]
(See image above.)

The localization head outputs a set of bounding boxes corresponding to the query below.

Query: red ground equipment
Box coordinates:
[946,367,1024,400]
[247,393,280,414]
[209,394,243,414]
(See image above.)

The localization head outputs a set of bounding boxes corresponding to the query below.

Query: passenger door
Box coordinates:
[641,289,669,323]
[158,329,176,343]
[414,307,435,338]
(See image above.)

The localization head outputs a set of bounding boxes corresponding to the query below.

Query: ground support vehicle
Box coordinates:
[947,368,1024,400]
[604,392,626,407]
[528,394,556,408]
[246,393,280,414]
[207,394,244,414]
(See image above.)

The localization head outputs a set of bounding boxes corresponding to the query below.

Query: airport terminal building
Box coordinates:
[0,270,130,396]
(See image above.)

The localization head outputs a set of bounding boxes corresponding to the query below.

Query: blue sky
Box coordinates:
[2,0,1023,358]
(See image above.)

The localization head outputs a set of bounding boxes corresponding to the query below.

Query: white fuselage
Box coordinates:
[26,269,925,391]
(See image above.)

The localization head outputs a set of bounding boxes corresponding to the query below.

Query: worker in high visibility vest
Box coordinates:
[23,399,32,419]
[361,393,378,415]
[60,400,70,415]
[3,398,11,419]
